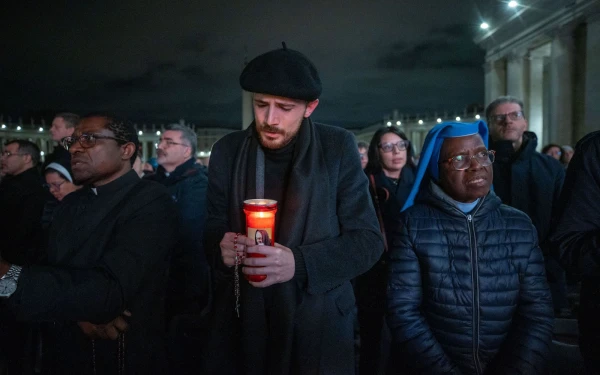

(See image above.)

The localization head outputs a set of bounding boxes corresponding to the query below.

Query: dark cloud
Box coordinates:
[179,65,209,81]
[0,1,485,128]
[377,24,485,70]
[105,62,177,90]
[179,34,209,54]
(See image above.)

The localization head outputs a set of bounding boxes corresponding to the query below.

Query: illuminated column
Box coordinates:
[528,43,551,149]
[549,30,574,145]
[484,59,507,106]
[583,14,600,140]
[242,90,253,129]
[506,51,527,100]
[528,56,545,147]
[411,130,423,154]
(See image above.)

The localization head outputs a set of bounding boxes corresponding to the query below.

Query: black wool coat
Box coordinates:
[203,119,383,375]
[491,131,565,251]
[550,130,600,366]
[7,171,178,375]
[145,158,210,316]
[0,167,46,265]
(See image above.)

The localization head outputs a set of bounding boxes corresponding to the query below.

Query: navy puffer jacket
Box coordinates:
[387,183,553,375]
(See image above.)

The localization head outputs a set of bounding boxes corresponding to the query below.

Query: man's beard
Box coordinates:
[257,124,299,150]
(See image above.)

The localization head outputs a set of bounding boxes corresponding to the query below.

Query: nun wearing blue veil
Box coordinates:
[386,121,553,374]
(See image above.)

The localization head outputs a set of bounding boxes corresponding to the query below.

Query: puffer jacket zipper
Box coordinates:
[466,201,484,375]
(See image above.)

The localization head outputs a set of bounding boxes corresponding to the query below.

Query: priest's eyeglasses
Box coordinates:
[378,140,410,153]
[490,111,524,124]
[61,134,128,151]
[441,150,496,171]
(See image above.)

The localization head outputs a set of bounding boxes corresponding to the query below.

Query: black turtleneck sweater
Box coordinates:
[262,139,296,241]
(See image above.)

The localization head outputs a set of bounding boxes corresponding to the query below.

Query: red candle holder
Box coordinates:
[243,199,278,282]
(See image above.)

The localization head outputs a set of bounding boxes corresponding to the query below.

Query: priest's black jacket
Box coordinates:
[5,170,178,374]
[203,119,384,375]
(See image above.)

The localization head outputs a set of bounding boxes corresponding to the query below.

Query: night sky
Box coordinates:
[1,1,491,129]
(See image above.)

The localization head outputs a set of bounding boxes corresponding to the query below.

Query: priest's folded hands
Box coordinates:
[77,310,132,340]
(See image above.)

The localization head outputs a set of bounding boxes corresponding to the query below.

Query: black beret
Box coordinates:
[240,43,322,101]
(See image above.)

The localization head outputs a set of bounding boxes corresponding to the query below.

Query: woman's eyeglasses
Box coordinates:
[440,150,496,170]
[378,140,409,153]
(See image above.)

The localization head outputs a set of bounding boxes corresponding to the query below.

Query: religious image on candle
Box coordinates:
[250,229,272,246]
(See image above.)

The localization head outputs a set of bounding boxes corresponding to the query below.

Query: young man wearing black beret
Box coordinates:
[203,43,383,374]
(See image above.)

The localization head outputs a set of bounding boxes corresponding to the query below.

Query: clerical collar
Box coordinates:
[90,170,139,196]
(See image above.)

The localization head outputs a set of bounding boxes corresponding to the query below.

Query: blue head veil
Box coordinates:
[401,121,489,211]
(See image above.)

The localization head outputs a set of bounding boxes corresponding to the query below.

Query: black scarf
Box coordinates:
[225,117,331,374]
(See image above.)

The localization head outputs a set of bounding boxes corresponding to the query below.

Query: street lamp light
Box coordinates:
[418,120,424,125]
[480,22,490,30]
[475,114,481,119]
[437,118,442,123]
[456,117,461,121]
[156,131,161,136]
[508,1,518,8]
[16,126,22,131]
[386,121,392,126]
[396,121,401,126]
[138,130,143,136]
[39,127,44,132]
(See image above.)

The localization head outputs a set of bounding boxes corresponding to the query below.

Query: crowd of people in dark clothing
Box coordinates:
[0,44,599,375]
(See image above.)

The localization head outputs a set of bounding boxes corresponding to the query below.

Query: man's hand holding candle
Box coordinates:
[242,243,295,287]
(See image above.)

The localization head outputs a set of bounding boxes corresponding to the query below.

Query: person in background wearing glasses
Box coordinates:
[144,124,209,374]
[0,114,178,374]
[353,126,416,374]
[386,121,553,374]
[44,159,81,202]
[0,140,46,374]
[41,157,83,235]
[486,96,569,317]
